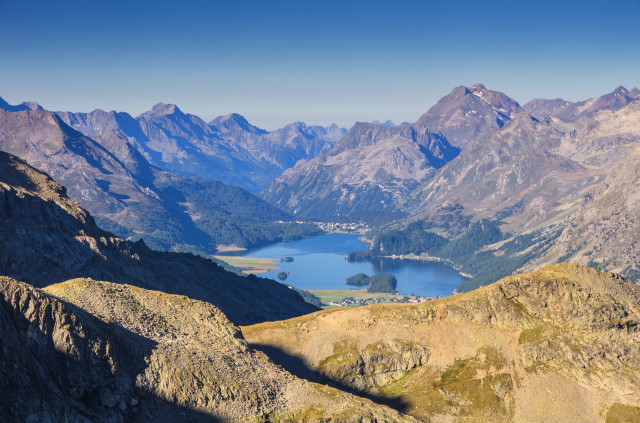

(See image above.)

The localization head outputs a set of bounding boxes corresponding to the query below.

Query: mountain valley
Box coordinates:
[2,83,640,422]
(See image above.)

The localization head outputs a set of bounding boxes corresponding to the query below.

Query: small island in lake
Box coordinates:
[345,272,397,294]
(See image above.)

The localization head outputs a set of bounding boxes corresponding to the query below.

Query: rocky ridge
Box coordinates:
[524,85,640,121]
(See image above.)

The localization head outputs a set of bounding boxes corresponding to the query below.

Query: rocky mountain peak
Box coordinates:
[209,112,265,134]
[613,85,629,95]
[143,102,183,118]
[470,82,487,94]
[631,87,640,98]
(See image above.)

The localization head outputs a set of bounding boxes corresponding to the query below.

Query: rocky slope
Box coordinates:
[402,99,640,281]
[0,107,316,253]
[260,84,521,221]
[0,150,317,325]
[56,104,345,192]
[0,276,415,422]
[243,263,640,422]
[533,107,640,277]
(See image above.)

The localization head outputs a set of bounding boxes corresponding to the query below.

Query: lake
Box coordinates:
[231,233,465,297]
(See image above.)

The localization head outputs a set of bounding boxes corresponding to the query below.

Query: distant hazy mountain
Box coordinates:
[371,119,397,127]
[261,84,521,222]
[55,104,346,191]
[0,96,43,112]
[0,108,317,254]
[523,85,640,121]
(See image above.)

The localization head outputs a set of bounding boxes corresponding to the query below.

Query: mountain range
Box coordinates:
[3,84,640,421]
[56,103,346,192]
[0,105,321,254]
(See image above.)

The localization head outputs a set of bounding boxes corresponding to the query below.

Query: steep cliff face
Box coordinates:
[0,150,317,325]
[0,276,417,422]
[243,264,640,422]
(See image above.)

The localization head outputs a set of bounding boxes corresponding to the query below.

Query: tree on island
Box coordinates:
[367,274,397,294]
[346,273,369,286]
[345,272,398,294]
[277,272,288,281]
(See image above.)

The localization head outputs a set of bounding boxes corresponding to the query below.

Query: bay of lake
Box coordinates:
[230,233,466,297]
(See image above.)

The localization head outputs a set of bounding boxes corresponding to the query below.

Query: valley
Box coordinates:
[2,82,640,421]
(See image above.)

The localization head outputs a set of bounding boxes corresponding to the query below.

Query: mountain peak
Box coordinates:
[148,102,181,117]
[471,82,487,92]
[450,85,472,97]
[209,113,265,134]
[613,86,629,95]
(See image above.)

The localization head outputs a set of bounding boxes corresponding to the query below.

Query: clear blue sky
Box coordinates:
[1,0,638,129]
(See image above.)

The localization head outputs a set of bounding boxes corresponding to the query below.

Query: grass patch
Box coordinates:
[606,403,640,423]
[309,289,414,308]
[375,346,513,420]
[213,256,279,273]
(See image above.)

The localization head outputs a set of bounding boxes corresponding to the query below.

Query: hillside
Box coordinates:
[0,150,317,325]
[243,263,640,422]
[260,84,521,222]
[0,107,317,253]
[0,276,414,422]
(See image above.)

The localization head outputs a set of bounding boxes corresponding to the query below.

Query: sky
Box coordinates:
[1,0,639,130]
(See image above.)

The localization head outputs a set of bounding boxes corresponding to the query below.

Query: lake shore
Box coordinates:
[382,253,473,278]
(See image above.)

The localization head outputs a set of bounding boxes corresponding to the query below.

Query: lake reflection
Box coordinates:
[228,233,465,297]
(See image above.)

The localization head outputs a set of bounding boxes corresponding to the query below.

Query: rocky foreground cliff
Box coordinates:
[0,276,414,422]
[243,263,640,422]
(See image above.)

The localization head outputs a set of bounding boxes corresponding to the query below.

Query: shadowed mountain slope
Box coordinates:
[0,150,317,325]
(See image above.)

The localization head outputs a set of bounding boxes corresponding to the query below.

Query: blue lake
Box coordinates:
[230,233,465,297]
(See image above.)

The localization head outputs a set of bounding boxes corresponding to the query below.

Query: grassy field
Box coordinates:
[308,289,411,308]
[213,256,280,273]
